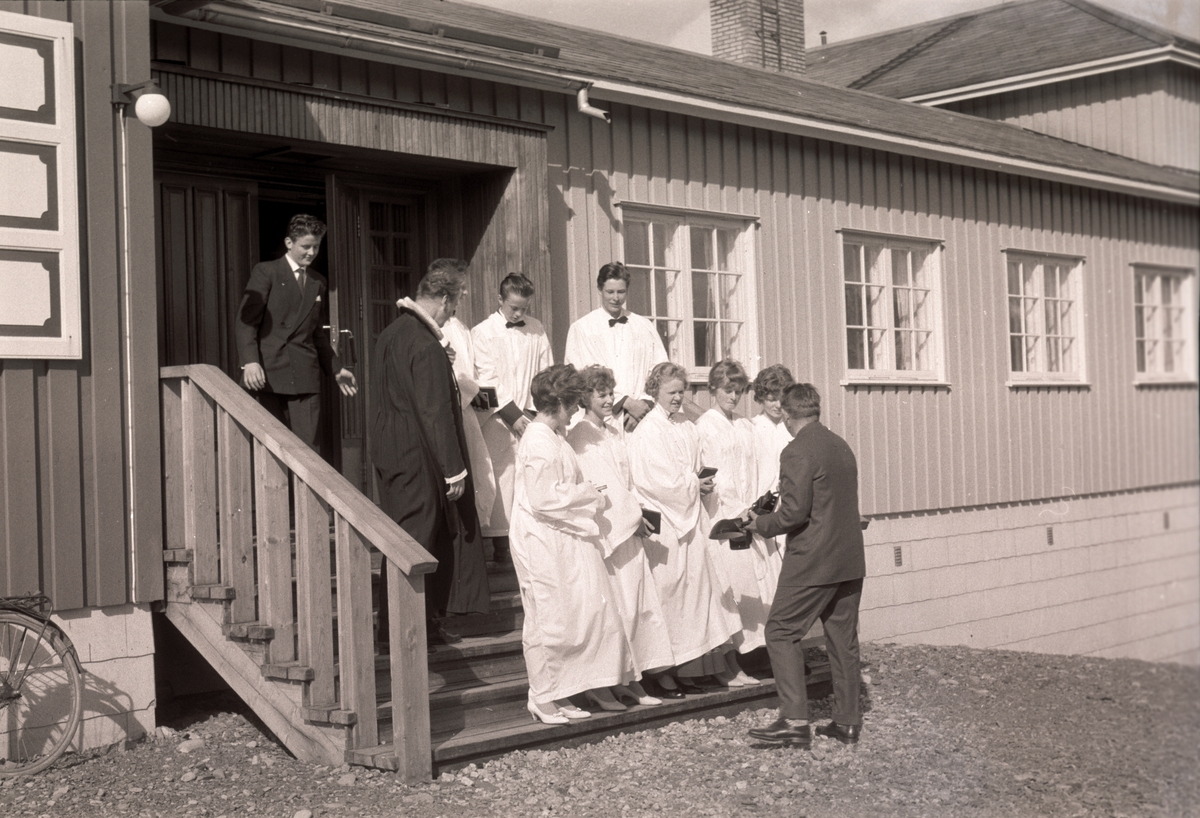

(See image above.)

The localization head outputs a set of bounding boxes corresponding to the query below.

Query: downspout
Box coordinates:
[576,86,611,123]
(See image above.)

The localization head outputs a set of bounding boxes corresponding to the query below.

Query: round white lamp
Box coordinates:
[112,80,171,128]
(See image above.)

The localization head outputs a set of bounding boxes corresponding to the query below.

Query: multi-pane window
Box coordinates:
[1134,266,1195,381]
[841,233,942,379]
[1006,253,1083,381]
[622,211,754,373]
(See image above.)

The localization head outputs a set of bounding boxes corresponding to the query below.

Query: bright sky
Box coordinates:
[459,0,1199,52]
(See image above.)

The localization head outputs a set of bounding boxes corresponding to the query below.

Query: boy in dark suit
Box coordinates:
[745,383,866,747]
[235,214,357,448]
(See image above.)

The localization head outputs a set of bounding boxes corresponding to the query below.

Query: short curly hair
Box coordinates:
[286,214,327,241]
[531,364,587,414]
[596,261,631,290]
[752,364,795,403]
[781,383,820,420]
[416,266,466,303]
[578,365,616,408]
[645,361,689,400]
[708,359,750,393]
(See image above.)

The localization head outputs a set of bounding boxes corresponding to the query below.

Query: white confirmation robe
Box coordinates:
[696,407,781,651]
[510,421,630,703]
[568,416,675,677]
[628,405,739,667]
[563,308,668,408]
[472,311,554,538]
[440,316,497,526]
[750,411,792,594]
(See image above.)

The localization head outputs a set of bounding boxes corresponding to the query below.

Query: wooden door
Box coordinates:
[155,173,258,377]
[325,176,426,492]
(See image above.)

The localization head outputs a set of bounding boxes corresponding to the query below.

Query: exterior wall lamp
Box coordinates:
[111,80,171,127]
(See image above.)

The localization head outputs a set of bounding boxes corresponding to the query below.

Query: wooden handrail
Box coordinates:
[160,363,434,781]
[161,364,436,576]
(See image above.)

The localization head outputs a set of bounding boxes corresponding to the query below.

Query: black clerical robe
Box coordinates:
[370,308,489,615]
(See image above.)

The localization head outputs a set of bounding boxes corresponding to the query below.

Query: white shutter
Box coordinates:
[0,10,80,359]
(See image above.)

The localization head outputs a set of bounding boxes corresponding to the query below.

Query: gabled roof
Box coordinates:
[156,0,1198,202]
[807,0,1200,101]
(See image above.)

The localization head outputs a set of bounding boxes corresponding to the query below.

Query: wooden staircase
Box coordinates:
[159,364,829,781]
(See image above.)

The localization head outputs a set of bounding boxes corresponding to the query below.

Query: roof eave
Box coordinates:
[904,45,1200,106]
[589,80,1198,206]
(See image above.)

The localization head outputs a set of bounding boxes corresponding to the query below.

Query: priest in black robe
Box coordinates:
[372,260,490,644]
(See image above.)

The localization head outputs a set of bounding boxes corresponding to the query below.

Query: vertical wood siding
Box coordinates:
[145,21,1199,519]
[541,95,1199,516]
[1,0,164,607]
[943,64,1200,172]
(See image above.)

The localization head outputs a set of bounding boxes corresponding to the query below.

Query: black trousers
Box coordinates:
[766,578,863,725]
[257,391,321,449]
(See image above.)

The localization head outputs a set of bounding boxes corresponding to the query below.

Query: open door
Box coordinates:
[155,173,258,376]
[325,175,427,493]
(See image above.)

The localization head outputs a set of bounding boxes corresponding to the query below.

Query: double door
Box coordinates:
[155,171,428,493]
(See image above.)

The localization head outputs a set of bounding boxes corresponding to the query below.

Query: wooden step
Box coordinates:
[357,664,831,771]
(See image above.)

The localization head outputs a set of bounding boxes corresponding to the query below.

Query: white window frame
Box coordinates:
[0,10,81,359]
[1004,251,1087,386]
[838,229,947,385]
[618,204,759,383]
[1132,264,1197,385]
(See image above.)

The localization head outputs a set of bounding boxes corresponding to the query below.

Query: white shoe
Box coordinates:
[527,698,569,725]
[613,683,662,707]
[555,700,591,719]
[733,671,760,686]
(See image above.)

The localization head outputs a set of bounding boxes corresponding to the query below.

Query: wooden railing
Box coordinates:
[160,364,437,781]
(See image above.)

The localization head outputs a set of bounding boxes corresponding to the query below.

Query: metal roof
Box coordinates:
[159,0,1199,201]
[807,0,1200,99]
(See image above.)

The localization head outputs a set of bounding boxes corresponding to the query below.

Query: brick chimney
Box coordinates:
[711,0,805,75]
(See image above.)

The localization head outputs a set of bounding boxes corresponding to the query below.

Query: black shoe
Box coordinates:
[490,537,511,564]
[748,719,811,746]
[652,678,686,699]
[426,620,462,646]
[814,721,861,744]
[676,676,721,694]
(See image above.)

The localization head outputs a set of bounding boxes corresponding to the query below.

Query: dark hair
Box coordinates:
[752,364,795,403]
[578,365,616,407]
[416,267,466,302]
[645,361,688,399]
[428,258,468,276]
[781,383,820,420]
[531,364,586,414]
[286,214,327,241]
[499,272,535,299]
[596,261,631,290]
[708,359,750,393]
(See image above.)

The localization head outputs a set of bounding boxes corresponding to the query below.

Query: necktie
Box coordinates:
[608,315,629,327]
[296,268,308,291]
[505,320,526,329]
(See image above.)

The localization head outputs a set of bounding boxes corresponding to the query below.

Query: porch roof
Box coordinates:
[157,0,1199,203]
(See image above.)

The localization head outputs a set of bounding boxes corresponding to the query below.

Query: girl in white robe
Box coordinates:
[629,362,740,694]
[696,360,776,687]
[568,365,675,707]
[748,364,795,595]
[511,364,632,724]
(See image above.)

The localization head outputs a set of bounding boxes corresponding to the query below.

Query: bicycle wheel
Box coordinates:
[0,610,84,776]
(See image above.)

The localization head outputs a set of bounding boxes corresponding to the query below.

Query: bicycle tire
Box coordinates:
[0,610,84,776]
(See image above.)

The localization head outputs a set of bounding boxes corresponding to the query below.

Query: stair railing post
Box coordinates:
[254,440,295,663]
[295,482,336,708]
[387,562,431,782]
[335,515,379,750]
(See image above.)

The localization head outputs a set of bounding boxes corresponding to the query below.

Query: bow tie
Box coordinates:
[505,320,526,329]
[608,315,629,327]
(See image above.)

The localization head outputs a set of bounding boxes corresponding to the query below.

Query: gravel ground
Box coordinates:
[2,642,1197,818]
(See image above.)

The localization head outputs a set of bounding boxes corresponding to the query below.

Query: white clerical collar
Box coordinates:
[396,296,444,340]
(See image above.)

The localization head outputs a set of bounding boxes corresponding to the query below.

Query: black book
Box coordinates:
[640,508,662,534]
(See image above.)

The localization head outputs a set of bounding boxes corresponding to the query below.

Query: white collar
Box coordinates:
[285,255,301,274]
[396,297,444,340]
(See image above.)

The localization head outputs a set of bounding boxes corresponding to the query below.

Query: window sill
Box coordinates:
[840,376,949,388]
[1006,379,1090,389]
[1134,378,1198,388]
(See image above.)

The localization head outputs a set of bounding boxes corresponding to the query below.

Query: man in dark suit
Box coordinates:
[371,260,490,645]
[745,383,866,747]
[235,214,357,448]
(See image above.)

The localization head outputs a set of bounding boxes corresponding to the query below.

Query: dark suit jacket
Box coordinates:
[370,309,488,615]
[755,421,866,588]
[235,256,338,395]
